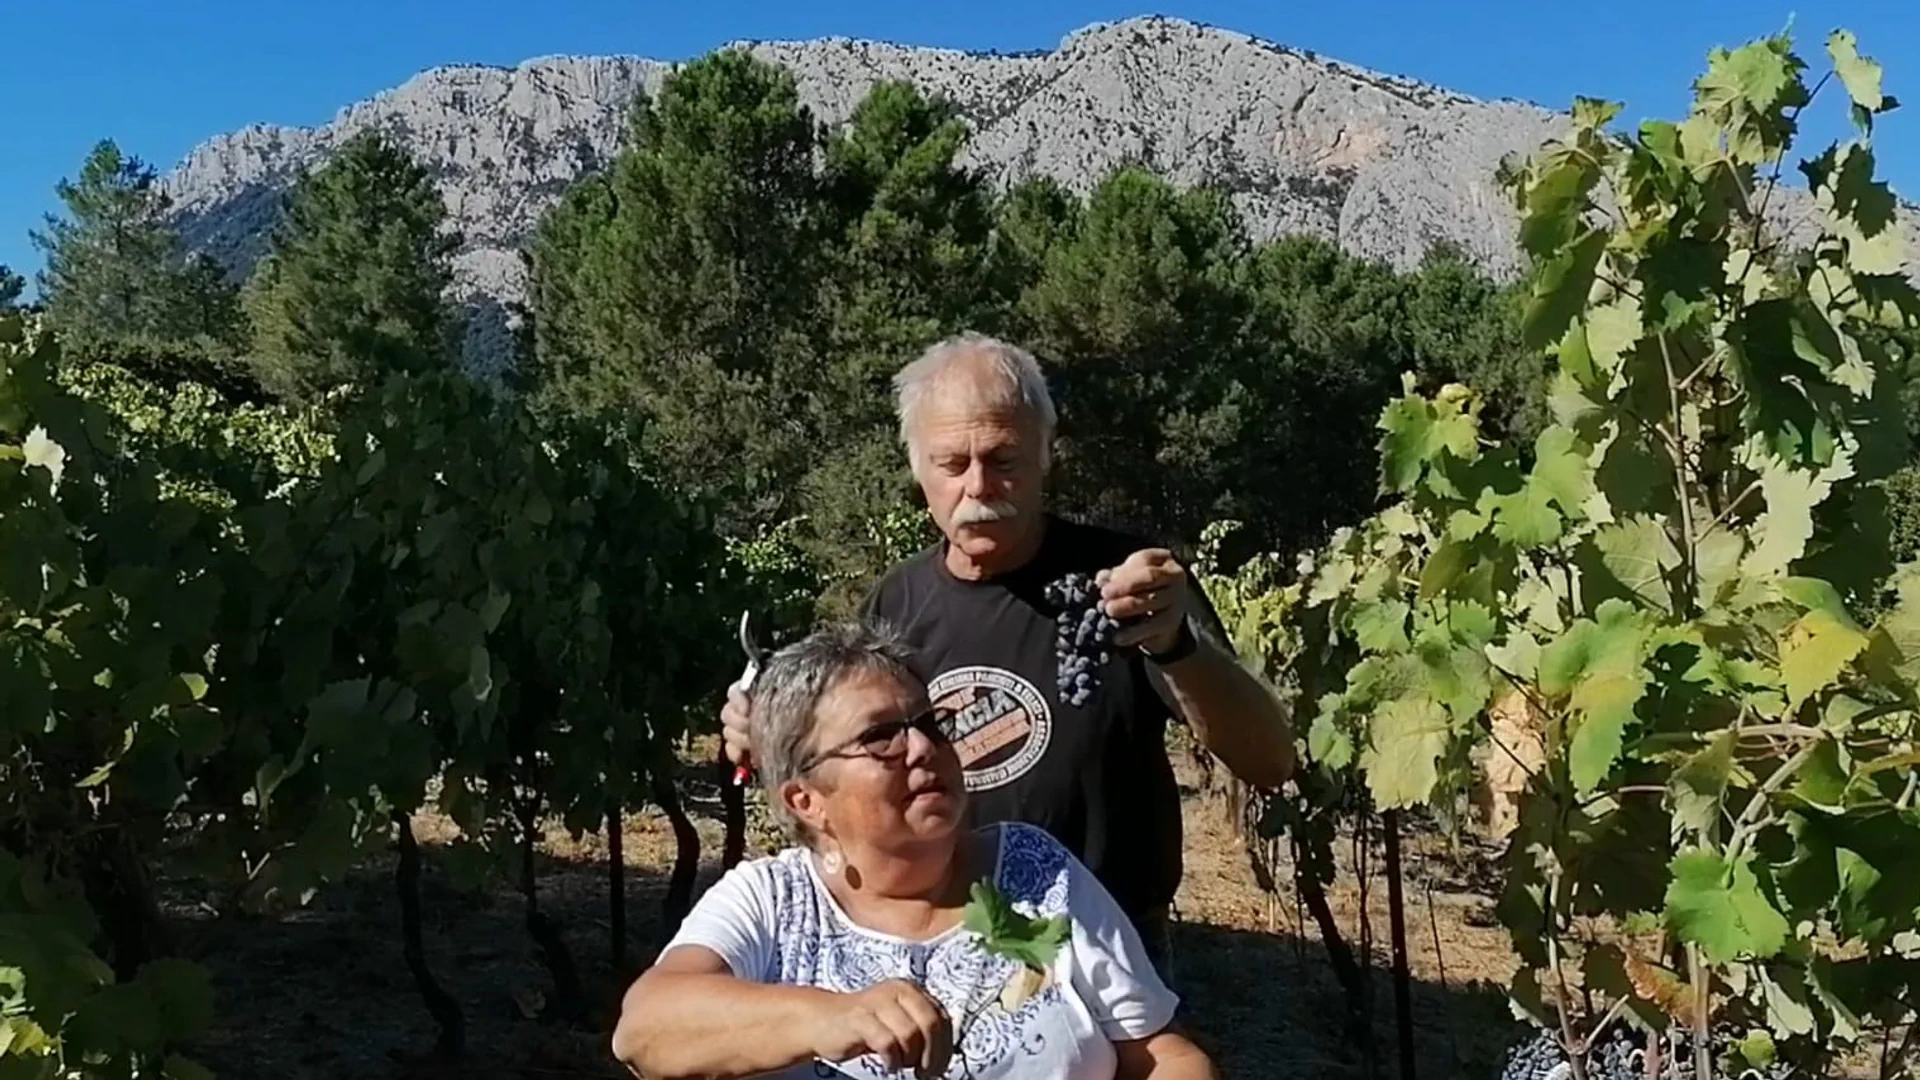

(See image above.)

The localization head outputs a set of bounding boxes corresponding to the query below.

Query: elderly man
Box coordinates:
[722,331,1295,971]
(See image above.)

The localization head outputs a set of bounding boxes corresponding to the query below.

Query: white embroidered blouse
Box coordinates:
[660,821,1179,1079]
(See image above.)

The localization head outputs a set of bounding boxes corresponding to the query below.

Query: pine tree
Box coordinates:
[247,130,462,399]
[0,265,21,312]
[30,139,243,355]
[525,50,822,524]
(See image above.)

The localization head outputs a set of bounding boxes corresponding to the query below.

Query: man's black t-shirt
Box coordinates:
[859,513,1217,929]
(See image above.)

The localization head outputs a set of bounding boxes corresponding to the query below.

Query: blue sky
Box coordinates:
[5,1,1916,291]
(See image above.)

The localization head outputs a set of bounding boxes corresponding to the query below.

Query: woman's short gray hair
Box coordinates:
[893,332,1056,470]
[749,619,926,845]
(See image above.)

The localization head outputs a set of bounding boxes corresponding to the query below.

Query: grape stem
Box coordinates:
[1581,995,1633,1057]
[1545,863,1589,1080]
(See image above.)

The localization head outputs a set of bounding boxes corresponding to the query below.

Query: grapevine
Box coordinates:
[1224,26,1918,1080]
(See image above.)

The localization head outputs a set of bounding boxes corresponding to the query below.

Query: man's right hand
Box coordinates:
[721,684,754,774]
[809,978,954,1078]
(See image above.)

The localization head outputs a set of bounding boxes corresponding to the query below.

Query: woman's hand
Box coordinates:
[811,978,955,1078]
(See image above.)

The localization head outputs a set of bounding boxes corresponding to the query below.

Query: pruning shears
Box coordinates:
[729,610,765,786]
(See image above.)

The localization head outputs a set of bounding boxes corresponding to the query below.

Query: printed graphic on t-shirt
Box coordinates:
[928,665,1051,792]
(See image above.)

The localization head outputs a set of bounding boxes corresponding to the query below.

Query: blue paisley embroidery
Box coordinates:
[765,822,1080,1079]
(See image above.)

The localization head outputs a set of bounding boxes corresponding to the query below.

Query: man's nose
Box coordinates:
[962,459,993,497]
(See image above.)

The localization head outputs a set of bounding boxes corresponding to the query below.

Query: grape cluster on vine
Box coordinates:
[1496,1028,1793,1080]
[1045,572,1119,708]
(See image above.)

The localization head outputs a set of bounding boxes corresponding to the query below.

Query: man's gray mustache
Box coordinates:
[952,500,1019,525]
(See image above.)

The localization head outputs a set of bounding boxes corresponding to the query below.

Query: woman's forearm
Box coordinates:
[613,971,832,1079]
[1116,1030,1221,1080]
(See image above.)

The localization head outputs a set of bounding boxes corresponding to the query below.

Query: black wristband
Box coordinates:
[1143,619,1198,665]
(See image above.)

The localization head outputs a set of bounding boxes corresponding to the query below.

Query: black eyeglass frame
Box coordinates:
[796,705,956,775]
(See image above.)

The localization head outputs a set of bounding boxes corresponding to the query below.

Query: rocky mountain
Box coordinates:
[156,15,1913,373]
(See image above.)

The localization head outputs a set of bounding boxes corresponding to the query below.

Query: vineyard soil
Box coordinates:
[166,736,1534,1080]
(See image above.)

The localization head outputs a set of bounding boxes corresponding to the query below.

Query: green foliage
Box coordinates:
[30,140,249,365]
[2,301,740,1072]
[1,314,224,1077]
[54,357,333,511]
[962,879,1070,972]
[245,130,463,400]
[1227,27,1920,1076]
[0,265,22,312]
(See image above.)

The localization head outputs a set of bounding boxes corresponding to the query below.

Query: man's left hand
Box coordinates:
[1098,549,1190,655]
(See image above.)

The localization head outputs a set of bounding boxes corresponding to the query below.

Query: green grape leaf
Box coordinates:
[1671,730,1735,835]
[1350,599,1410,654]
[1532,426,1595,513]
[1745,460,1832,579]
[1697,38,1800,112]
[1362,696,1451,809]
[1827,29,1886,133]
[1524,228,1608,350]
[964,879,1069,972]
[1307,705,1354,771]
[1485,628,1542,684]
[1419,538,1472,599]
[1664,847,1790,964]
[1779,608,1868,709]
[1865,563,1920,691]
[1791,738,1849,811]
[1488,483,1563,548]
[1519,154,1599,258]
[1378,396,1477,493]
[1735,1030,1777,1070]
[479,585,512,632]
[1585,298,1643,375]
[1540,600,1651,791]
[1810,956,1864,1041]
[1590,516,1683,614]
[1696,528,1746,609]
[1758,965,1816,1038]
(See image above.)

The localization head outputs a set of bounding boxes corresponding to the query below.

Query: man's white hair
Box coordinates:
[892,332,1057,471]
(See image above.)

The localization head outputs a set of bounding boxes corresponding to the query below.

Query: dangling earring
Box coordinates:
[820,846,843,876]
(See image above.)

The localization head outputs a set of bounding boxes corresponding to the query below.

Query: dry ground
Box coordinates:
[160,737,1532,1080]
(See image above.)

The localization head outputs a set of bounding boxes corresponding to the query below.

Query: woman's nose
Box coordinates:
[903,724,942,766]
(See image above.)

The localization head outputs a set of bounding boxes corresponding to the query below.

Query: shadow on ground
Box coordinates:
[1170,919,1523,1080]
[164,850,1523,1079]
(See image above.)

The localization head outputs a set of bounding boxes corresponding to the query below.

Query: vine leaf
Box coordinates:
[1540,600,1651,791]
[1378,393,1477,494]
[1664,848,1790,964]
[1584,298,1643,377]
[1590,516,1683,614]
[1864,563,1920,692]
[1779,607,1868,709]
[1758,965,1817,1038]
[1351,599,1411,654]
[1671,730,1735,834]
[1523,228,1607,350]
[963,879,1069,974]
[1745,460,1832,578]
[1827,29,1893,134]
[1362,696,1450,809]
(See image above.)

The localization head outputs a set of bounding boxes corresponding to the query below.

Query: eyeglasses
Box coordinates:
[797,706,956,774]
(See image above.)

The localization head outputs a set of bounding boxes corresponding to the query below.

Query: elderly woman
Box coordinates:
[612,621,1218,1080]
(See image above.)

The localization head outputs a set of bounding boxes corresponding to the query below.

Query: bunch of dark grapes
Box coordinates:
[1045,572,1120,708]
[1495,1027,1796,1080]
